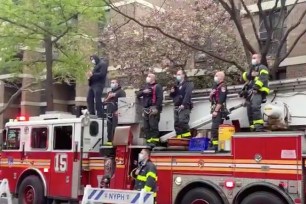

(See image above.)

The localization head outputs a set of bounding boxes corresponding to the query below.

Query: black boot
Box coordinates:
[254,124,265,132]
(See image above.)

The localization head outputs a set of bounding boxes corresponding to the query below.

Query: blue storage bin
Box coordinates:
[189,137,210,151]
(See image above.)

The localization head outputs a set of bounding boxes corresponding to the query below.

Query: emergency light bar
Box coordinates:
[16,115,28,121]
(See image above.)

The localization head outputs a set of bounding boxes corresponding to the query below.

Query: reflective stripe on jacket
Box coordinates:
[132,160,157,197]
[242,64,270,94]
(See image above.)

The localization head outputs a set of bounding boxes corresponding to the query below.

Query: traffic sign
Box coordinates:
[82,185,154,204]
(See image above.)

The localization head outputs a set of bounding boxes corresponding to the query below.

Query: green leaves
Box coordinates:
[0,0,105,82]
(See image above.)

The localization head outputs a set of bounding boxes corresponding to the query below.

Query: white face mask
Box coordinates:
[91,59,96,64]
[110,83,117,89]
[176,75,182,82]
[146,77,151,84]
[138,153,145,162]
[251,59,257,65]
[214,76,219,83]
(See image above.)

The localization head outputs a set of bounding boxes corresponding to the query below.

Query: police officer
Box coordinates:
[104,79,126,146]
[242,54,270,132]
[131,148,157,202]
[87,55,108,118]
[209,71,228,150]
[136,73,163,147]
[170,69,194,138]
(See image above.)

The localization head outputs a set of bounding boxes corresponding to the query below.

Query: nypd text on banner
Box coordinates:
[82,185,154,204]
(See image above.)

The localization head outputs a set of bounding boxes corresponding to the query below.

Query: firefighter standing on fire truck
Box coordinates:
[242,54,270,132]
[131,148,158,202]
[104,79,126,146]
[136,73,163,147]
[170,69,194,138]
[209,71,228,150]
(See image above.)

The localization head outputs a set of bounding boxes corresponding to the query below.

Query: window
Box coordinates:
[54,126,73,150]
[3,128,20,150]
[90,121,99,137]
[31,128,48,149]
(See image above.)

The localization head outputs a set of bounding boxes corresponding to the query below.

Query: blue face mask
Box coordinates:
[176,75,182,82]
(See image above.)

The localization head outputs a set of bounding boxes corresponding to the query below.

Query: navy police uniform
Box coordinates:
[104,86,126,145]
[209,82,228,148]
[170,80,194,138]
[137,83,163,146]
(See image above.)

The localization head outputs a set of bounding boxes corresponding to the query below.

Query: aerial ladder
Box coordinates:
[114,77,306,146]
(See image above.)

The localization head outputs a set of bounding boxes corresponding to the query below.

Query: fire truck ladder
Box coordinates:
[160,103,244,142]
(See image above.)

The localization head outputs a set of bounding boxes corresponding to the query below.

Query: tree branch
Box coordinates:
[284,0,299,20]
[113,19,131,32]
[258,0,274,55]
[219,0,256,56]
[0,16,39,34]
[274,0,286,29]
[276,8,306,58]
[104,0,244,71]
[278,28,306,64]
[240,0,261,50]
[52,27,70,43]
[0,81,37,115]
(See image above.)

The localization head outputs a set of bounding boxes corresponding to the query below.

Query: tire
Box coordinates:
[180,187,223,204]
[18,175,45,204]
[240,191,286,204]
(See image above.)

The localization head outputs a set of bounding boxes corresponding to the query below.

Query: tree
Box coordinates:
[217,0,306,78]
[100,0,246,88]
[0,0,105,111]
[105,0,306,80]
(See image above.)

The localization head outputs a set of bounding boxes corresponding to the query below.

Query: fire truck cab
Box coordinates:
[0,112,106,203]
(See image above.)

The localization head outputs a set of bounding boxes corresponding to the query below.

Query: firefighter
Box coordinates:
[136,73,163,147]
[130,148,157,202]
[170,69,194,139]
[209,71,228,150]
[103,79,126,146]
[87,55,108,118]
[242,54,270,132]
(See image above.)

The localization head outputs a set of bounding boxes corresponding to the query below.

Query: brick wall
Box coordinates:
[286,64,306,78]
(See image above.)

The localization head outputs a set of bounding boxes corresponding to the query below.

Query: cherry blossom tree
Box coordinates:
[104,0,306,81]
[100,0,246,88]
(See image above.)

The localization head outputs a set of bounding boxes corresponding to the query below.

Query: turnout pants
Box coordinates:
[211,111,223,143]
[143,108,160,144]
[174,108,191,138]
[107,114,118,142]
[247,93,264,130]
[87,84,104,118]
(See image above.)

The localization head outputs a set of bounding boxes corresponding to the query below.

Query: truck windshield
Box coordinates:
[3,128,20,150]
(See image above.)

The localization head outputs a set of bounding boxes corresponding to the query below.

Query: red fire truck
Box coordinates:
[1,77,306,204]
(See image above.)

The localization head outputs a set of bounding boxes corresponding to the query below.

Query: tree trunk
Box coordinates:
[44,35,54,111]
[270,60,278,80]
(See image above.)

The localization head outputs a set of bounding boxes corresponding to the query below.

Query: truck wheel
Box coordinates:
[181,187,222,204]
[241,191,286,204]
[18,175,45,204]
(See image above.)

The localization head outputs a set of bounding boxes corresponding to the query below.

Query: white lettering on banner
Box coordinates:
[81,186,154,204]
[54,153,68,172]
[281,150,297,159]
